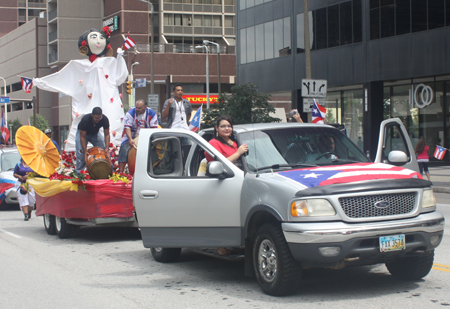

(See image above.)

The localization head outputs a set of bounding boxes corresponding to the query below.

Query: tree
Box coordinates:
[202,83,281,128]
[10,118,22,142]
[29,114,49,132]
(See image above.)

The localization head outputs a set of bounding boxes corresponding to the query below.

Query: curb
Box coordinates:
[432,187,450,194]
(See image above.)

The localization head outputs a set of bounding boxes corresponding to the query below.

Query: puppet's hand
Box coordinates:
[117,47,124,56]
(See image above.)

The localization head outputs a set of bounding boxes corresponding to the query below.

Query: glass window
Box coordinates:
[370,0,380,10]
[203,15,212,27]
[327,5,339,47]
[255,24,264,61]
[411,0,427,32]
[296,12,314,52]
[342,89,363,146]
[174,14,182,26]
[1,152,21,171]
[383,86,391,120]
[324,91,341,123]
[240,28,247,64]
[247,26,255,63]
[224,16,234,27]
[428,1,444,29]
[370,5,380,39]
[447,0,450,26]
[264,21,274,59]
[193,15,202,26]
[255,0,263,5]
[352,0,362,43]
[283,17,291,55]
[380,1,395,38]
[274,18,283,58]
[396,0,410,35]
[315,8,327,49]
[247,0,254,9]
[212,16,221,27]
[239,0,246,10]
[340,2,352,45]
[391,85,419,140]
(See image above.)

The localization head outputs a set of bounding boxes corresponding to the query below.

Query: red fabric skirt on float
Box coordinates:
[35,180,134,219]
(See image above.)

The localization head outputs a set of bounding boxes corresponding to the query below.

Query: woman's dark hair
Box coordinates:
[415,136,425,154]
[213,115,237,147]
[78,28,112,57]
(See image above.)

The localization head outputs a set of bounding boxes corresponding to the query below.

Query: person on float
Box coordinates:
[204,115,248,256]
[76,107,110,173]
[118,99,158,173]
[13,158,36,221]
[32,27,128,152]
[44,128,61,153]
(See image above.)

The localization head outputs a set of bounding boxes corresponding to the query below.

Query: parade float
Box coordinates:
[18,27,139,238]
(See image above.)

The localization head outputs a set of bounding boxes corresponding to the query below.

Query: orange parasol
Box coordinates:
[15,126,60,177]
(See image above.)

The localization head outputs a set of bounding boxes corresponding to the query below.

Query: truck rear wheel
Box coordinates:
[253,223,302,296]
[386,250,434,280]
[151,247,181,263]
[55,216,72,239]
[43,214,56,235]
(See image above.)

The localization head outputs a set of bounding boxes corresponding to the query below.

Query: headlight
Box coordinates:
[422,189,436,208]
[290,199,336,217]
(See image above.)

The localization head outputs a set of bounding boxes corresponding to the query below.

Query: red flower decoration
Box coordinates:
[105,75,109,79]
[81,40,87,47]
[102,26,111,37]
[107,44,112,50]
[110,98,114,103]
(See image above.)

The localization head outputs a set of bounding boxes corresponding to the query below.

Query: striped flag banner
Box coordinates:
[434,145,447,160]
[123,35,136,51]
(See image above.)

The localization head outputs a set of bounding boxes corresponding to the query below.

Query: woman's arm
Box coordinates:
[227,144,248,162]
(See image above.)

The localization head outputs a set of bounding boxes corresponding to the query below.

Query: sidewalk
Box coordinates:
[429,166,450,194]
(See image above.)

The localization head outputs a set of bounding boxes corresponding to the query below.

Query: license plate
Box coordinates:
[379,234,405,252]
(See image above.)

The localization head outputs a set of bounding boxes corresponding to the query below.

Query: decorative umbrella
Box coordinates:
[16,126,60,177]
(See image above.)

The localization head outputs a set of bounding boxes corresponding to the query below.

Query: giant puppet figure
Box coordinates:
[33,27,128,152]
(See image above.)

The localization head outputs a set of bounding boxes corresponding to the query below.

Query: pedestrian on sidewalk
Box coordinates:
[415,137,431,182]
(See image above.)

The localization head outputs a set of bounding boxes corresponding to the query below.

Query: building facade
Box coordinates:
[237,0,450,163]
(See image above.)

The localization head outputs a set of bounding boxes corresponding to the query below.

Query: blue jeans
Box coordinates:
[76,130,106,173]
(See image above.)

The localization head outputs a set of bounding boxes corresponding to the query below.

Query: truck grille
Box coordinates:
[338,192,416,218]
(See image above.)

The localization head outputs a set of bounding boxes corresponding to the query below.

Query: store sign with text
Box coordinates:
[184,95,219,104]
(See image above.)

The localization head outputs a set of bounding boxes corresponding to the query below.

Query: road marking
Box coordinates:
[433,264,450,273]
[0,228,21,239]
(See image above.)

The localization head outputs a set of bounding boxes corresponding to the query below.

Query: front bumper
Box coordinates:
[283,211,444,267]
[5,189,18,204]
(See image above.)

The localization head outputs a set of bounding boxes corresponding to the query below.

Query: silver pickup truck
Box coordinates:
[133,118,444,296]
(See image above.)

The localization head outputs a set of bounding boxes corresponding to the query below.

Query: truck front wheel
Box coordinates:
[43,214,56,235]
[386,250,434,280]
[151,247,181,263]
[55,216,72,239]
[253,223,302,296]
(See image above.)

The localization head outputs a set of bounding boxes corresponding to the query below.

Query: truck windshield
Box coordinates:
[239,127,370,172]
[2,152,21,171]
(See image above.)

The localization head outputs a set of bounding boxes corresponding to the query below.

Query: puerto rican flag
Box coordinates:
[278,163,422,188]
[122,35,136,51]
[0,178,15,204]
[312,99,326,124]
[1,109,9,142]
[434,145,447,160]
[188,105,202,132]
[21,77,33,93]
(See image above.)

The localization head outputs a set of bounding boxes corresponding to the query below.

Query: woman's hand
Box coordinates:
[237,143,248,156]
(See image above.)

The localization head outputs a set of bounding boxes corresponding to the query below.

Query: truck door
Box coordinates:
[133,129,244,248]
[374,118,420,173]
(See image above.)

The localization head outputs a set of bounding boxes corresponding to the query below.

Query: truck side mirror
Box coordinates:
[388,150,409,165]
[206,161,228,179]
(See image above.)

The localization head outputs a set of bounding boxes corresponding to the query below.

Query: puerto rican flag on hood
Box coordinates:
[277,163,422,188]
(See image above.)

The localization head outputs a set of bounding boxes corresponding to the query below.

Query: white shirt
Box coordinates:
[135,113,146,137]
[171,99,189,130]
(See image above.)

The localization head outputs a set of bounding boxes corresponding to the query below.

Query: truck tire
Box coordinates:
[55,216,72,239]
[43,214,57,235]
[253,223,302,296]
[386,250,434,280]
[151,247,181,263]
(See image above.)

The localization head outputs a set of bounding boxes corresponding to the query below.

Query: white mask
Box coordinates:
[87,31,106,56]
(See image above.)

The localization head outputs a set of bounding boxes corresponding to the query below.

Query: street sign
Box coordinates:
[0,97,10,104]
[147,94,159,113]
[301,79,327,98]
[135,78,147,88]
[303,98,325,113]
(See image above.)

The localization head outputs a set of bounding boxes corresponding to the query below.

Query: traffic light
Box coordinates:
[126,81,132,94]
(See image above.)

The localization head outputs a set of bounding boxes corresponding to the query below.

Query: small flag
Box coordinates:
[434,145,447,160]
[188,105,202,132]
[122,35,136,51]
[312,99,326,124]
[1,109,10,142]
[21,77,33,93]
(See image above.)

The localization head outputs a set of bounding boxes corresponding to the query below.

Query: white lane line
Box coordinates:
[0,228,22,239]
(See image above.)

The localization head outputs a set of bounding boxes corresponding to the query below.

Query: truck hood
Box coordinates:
[275,162,422,189]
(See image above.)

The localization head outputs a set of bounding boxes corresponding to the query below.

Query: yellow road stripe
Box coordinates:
[432,267,450,273]
[433,263,450,269]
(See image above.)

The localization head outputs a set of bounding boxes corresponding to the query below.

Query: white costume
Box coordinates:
[33,53,128,151]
